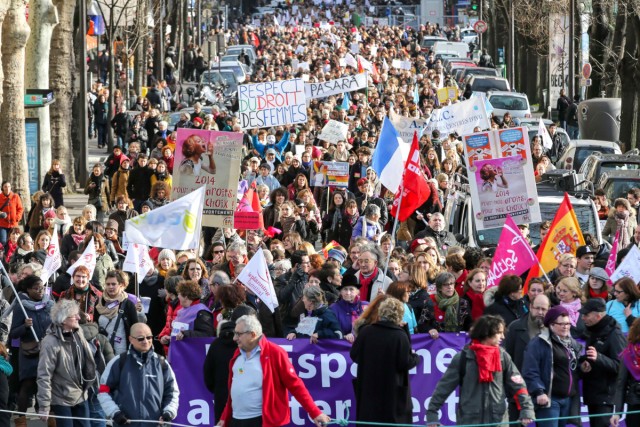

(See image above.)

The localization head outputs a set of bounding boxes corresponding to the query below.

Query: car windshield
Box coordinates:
[599,161,640,174]
[472,79,509,92]
[604,179,640,201]
[476,203,597,247]
[466,69,498,79]
[201,71,237,93]
[489,95,528,110]
[575,146,618,170]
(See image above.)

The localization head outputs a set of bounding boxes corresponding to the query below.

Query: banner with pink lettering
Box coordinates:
[486,215,538,288]
[605,230,619,284]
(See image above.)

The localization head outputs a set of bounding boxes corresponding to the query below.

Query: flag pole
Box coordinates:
[0,264,39,342]
[134,272,139,299]
[382,182,405,280]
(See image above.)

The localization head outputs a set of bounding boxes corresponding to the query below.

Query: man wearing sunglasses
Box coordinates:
[98,323,180,427]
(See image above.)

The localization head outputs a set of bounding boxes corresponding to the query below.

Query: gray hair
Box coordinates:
[82,205,97,220]
[273,258,291,271]
[50,299,80,326]
[210,270,231,286]
[364,204,381,218]
[18,262,42,278]
[236,314,262,336]
[435,272,456,290]
[360,244,384,267]
[378,298,404,325]
[227,241,247,256]
[303,286,326,307]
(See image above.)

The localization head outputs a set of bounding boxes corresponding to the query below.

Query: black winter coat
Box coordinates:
[503,313,536,371]
[42,171,66,208]
[581,314,627,406]
[203,321,236,422]
[483,297,527,327]
[351,321,419,424]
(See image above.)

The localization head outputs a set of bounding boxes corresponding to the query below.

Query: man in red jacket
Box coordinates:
[0,181,24,247]
[218,315,331,427]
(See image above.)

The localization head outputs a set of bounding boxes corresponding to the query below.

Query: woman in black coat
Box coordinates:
[483,275,527,327]
[41,160,67,208]
[203,306,256,423]
[350,298,419,425]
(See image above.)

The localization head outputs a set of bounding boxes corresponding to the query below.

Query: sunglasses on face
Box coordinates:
[133,335,153,343]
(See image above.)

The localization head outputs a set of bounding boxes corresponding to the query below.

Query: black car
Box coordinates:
[578,151,640,184]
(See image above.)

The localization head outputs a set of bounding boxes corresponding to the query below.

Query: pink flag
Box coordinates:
[487,216,538,288]
[605,230,619,284]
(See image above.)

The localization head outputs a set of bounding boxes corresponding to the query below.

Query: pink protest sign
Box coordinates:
[487,215,538,288]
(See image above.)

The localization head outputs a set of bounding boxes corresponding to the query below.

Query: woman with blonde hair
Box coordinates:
[555,276,586,337]
[42,159,67,208]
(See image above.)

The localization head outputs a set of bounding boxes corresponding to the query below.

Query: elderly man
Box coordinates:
[413,212,459,256]
[217,315,331,427]
[579,298,627,427]
[355,245,392,301]
[98,323,179,427]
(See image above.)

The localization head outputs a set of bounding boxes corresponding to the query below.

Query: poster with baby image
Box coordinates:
[468,156,541,230]
[173,129,244,227]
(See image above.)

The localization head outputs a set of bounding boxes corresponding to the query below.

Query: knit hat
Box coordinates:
[357,177,368,187]
[141,200,154,210]
[259,162,272,171]
[327,249,346,264]
[120,155,130,166]
[543,305,570,327]
[43,210,57,220]
[106,219,119,231]
[193,117,204,126]
[158,248,176,263]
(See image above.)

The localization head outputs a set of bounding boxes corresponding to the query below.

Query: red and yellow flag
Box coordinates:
[526,193,585,288]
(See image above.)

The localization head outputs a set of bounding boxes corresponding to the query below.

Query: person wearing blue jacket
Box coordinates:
[252,131,290,163]
[98,323,179,427]
[285,286,342,342]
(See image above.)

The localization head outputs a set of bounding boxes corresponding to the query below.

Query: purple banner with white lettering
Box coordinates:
[170,334,613,426]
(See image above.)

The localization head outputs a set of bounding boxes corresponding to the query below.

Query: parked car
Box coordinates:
[579,151,640,184]
[487,91,532,119]
[596,170,640,201]
[421,36,448,52]
[556,139,622,171]
[211,60,251,83]
[433,41,470,58]
[459,67,501,86]
[225,45,257,65]
[468,75,510,94]
[198,69,238,96]
[460,27,478,44]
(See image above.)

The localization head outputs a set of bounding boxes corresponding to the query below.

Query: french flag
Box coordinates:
[371,117,410,194]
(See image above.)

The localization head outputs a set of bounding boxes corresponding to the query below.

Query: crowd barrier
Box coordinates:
[170,333,629,427]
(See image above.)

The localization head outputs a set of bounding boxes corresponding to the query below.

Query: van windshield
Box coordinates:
[471,79,509,93]
[476,203,597,247]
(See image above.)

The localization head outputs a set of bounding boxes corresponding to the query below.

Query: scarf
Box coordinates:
[621,343,640,381]
[465,289,485,320]
[359,270,377,301]
[560,298,582,326]
[616,210,631,249]
[588,287,609,301]
[469,339,502,382]
[155,171,168,181]
[346,211,359,227]
[331,209,342,231]
[435,291,460,332]
[96,291,128,319]
[0,358,12,376]
[280,215,296,234]
[71,233,85,246]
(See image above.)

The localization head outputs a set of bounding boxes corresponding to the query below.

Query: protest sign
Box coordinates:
[172,129,243,228]
[424,97,491,136]
[391,59,412,70]
[463,132,493,168]
[317,120,349,144]
[236,249,278,312]
[611,244,640,283]
[497,127,530,161]
[41,227,61,285]
[325,162,349,187]
[486,216,538,288]
[389,108,429,142]
[238,79,307,129]
[304,74,367,99]
[437,86,459,103]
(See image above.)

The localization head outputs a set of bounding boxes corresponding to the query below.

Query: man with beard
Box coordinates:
[504,294,550,421]
[579,298,627,427]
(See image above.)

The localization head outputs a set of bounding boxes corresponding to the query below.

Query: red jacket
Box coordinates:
[0,191,23,229]
[220,335,322,426]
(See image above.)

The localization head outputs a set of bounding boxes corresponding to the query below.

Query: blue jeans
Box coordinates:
[87,393,106,427]
[0,228,9,248]
[535,396,571,427]
[567,125,579,140]
[96,124,108,148]
[51,401,91,427]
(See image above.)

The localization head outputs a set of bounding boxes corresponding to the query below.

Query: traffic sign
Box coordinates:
[582,63,592,79]
[473,20,488,34]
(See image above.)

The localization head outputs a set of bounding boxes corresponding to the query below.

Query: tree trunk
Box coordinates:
[25,0,59,185]
[605,2,627,98]
[49,0,77,187]
[0,3,10,109]
[618,11,638,151]
[0,0,32,208]
[588,0,611,98]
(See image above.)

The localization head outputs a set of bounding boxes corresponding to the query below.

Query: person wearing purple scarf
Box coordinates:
[611,317,640,427]
[173,280,215,342]
[330,273,368,343]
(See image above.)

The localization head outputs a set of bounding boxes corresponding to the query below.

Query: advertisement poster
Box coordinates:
[172,129,243,228]
[463,131,493,168]
[310,161,349,187]
[238,78,307,129]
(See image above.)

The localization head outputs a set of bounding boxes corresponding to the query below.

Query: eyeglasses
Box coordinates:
[613,289,624,294]
[233,331,250,337]
[133,336,153,342]
[213,250,225,254]
[552,322,572,327]
[442,282,456,287]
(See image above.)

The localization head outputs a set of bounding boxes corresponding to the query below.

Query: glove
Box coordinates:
[113,411,129,425]
[0,212,7,219]
[161,412,173,422]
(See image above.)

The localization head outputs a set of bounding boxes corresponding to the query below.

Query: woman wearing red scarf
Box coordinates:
[611,317,640,427]
[584,267,612,302]
[462,268,487,321]
[427,315,534,426]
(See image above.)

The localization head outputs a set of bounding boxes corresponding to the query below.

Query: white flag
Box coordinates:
[41,227,62,284]
[356,55,373,72]
[125,186,205,250]
[122,243,154,284]
[611,245,640,283]
[538,118,554,151]
[236,249,279,313]
[343,53,357,69]
[67,237,97,278]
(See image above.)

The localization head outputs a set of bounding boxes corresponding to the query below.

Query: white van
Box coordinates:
[432,41,469,59]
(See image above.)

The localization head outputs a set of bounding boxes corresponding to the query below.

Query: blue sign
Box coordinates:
[25,119,40,195]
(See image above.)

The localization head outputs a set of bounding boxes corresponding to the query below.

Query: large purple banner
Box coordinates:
[170,333,616,427]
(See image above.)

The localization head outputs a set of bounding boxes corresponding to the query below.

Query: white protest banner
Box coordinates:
[611,245,640,283]
[538,118,554,150]
[236,249,279,312]
[238,79,307,129]
[424,97,491,136]
[128,186,205,249]
[41,227,61,285]
[171,129,243,228]
[389,108,429,142]
[392,59,412,70]
[305,73,367,99]
[317,120,349,144]
[67,237,97,278]
[122,243,154,284]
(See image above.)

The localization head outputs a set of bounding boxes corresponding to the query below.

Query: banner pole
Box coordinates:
[134,273,139,299]
[382,182,405,280]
